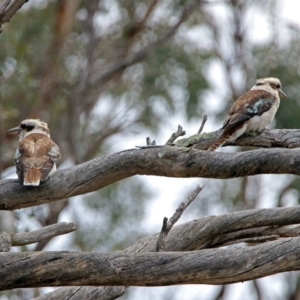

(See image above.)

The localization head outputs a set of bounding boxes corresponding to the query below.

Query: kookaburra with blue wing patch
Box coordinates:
[7,119,61,186]
[207,77,287,151]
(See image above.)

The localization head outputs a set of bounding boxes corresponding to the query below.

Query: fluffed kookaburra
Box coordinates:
[7,119,61,186]
[207,77,287,151]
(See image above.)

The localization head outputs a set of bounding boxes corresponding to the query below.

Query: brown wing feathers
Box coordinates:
[223,90,276,129]
[208,90,276,151]
[17,133,59,186]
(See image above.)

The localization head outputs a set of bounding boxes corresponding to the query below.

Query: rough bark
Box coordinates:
[0,223,77,252]
[11,222,76,247]
[3,207,300,291]
[176,128,300,149]
[1,129,300,210]
[2,129,300,298]
[1,238,300,290]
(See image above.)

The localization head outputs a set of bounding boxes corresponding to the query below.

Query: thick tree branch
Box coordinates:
[125,206,300,253]
[2,237,300,289]
[1,131,300,210]
[6,206,300,299]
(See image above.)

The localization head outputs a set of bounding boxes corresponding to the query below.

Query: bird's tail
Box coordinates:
[207,132,232,152]
[24,168,41,186]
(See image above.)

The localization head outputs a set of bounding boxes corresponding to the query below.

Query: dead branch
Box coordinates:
[198,115,208,134]
[0,222,76,253]
[2,237,300,289]
[177,128,300,149]
[146,137,156,146]
[165,125,186,145]
[11,222,76,246]
[1,130,300,210]
[29,206,300,299]
[156,185,204,251]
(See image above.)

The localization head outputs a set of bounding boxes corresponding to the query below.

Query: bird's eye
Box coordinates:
[270,83,278,90]
[26,125,34,132]
[276,84,280,89]
[256,83,264,86]
[20,124,26,129]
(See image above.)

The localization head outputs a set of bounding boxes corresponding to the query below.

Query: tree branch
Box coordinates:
[176,128,300,149]
[156,185,204,251]
[197,115,208,134]
[2,237,300,289]
[0,0,28,30]
[1,130,300,210]
[165,125,186,145]
[11,222,76,246]
[16,206,300,297]
[0,222,76,252]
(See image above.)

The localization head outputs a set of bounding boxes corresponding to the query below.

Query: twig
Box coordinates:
[156,218,168,252]
[156,185,204,252]
[146,137,156,146]
[137,125,186,149]
[198,115,208,134]
[165,125,186,145]
[135,145,164,149]
[11,222,77,246]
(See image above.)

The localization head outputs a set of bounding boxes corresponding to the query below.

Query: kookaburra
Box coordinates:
[7,119,61,186]
[207,77,287,151]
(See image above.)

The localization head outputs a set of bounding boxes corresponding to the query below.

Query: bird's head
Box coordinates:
[7,119,50,140]
[253,77,287,99]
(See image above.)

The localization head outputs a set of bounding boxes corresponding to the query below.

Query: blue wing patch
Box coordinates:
[246,98,274,116]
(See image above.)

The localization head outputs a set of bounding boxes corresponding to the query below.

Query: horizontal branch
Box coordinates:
[3,206,300,291]
[36,206,300,299]
[2,237,300,289]
[11,222,77,246]
[0,223,76,252]
[176,128,300,149]
[1,134,300,210]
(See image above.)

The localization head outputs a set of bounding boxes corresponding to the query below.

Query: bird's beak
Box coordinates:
[279,89,287,98]
[7,126,22,134]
